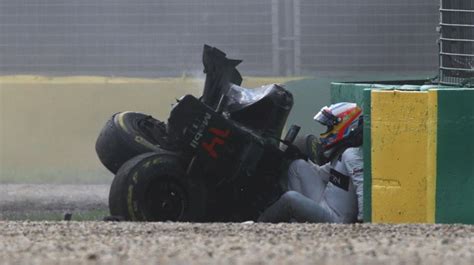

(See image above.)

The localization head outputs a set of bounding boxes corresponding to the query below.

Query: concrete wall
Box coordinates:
[332,83,474,224]
[370,90,437,223]
[436,90,474,223]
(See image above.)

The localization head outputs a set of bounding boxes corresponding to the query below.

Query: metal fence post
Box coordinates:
[293,0,302,76]
[284,0,293,76]
[272,0,280,76]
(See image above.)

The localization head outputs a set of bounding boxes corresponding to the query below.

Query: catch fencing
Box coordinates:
[0,0,439,77]
[439,0,474,86]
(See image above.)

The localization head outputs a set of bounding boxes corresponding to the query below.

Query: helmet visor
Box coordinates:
[313,108,338,127]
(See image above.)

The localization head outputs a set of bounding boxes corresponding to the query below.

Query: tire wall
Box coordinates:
[332,83,474,224]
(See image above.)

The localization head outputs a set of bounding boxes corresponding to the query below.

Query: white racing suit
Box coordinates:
[258,147,363,223]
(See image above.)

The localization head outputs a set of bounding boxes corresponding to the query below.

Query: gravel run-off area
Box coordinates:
[1,185,473,265]
[0,184,109,220]
[1,222,474,265]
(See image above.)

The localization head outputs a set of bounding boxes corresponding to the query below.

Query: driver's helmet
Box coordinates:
[313,102,362,150]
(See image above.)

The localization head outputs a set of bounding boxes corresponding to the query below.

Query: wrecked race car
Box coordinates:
[95,45,318,222]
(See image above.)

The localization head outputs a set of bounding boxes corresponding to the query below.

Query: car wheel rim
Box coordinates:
[145,178,187,221]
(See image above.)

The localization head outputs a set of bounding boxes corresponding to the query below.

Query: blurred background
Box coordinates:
[1,0,438,76]
[0,0,439,184]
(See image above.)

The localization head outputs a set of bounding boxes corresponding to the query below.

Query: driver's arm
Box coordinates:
[309,160,331,183]
[342,148,364,222]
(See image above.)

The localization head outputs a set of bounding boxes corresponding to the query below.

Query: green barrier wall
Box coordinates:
[330,83,370,107]
[362,89,372,222]
[436,89,474,223]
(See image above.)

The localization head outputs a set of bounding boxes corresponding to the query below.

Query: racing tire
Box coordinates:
[108,152,207,222]
[95,111,170,174]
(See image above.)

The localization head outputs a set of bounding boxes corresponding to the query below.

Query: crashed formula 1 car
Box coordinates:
[95,45,318,222]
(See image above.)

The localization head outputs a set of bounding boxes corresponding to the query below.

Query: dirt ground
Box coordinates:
[1,184,474,265]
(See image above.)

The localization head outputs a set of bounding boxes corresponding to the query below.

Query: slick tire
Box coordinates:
[108,152,207,222]
[95,111,169,174]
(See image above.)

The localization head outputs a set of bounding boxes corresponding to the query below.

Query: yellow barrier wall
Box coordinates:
[371,90,437,223]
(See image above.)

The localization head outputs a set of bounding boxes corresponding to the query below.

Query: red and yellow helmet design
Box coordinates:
[313,102,362,149]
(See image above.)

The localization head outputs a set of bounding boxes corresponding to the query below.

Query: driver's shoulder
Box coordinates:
[340,147,363,162]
